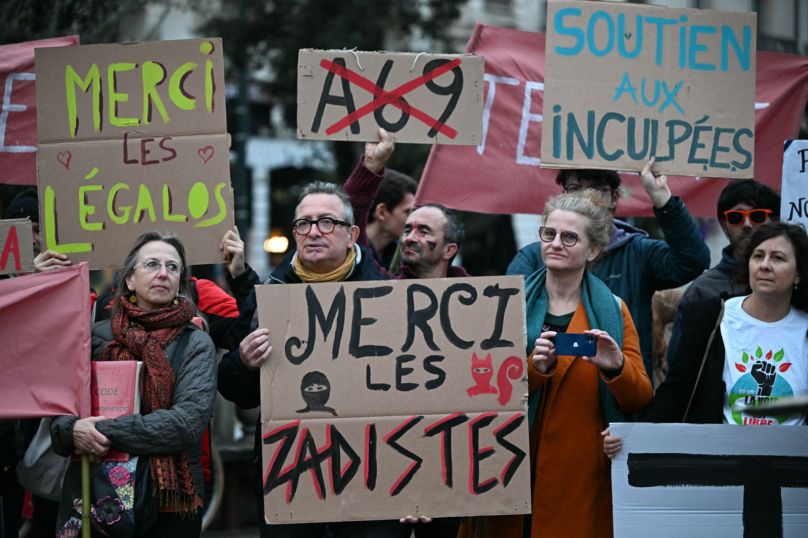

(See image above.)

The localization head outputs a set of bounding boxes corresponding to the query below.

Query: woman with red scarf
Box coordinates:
[51,232,217,537]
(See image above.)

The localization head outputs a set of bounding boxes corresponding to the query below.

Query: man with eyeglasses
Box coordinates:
[217,182,396,538]
[507,158,711,380]
[666,179,781,369]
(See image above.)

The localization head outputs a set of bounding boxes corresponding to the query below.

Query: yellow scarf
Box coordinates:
[293,247,357,283]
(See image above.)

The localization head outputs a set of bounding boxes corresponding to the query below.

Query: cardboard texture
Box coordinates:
[34,39,234,269]
[781,140,808,228]
[297,49,484,145]
[0,36,79,186]
[541,1,756,178]
[0,218,35,275]
[255,276,531,523]
[611,423,808,538]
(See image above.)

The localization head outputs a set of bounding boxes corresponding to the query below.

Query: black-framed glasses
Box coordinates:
[723,209,772,226]
[293,217,351,235]
[539,227,580,247]
[564,183,611,195]
[133,260,181,275]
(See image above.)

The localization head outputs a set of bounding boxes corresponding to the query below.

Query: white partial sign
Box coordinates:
[781,139,808,227]
[611,423,808,538]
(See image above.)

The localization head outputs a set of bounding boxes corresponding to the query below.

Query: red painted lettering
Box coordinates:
[1,226,21,271]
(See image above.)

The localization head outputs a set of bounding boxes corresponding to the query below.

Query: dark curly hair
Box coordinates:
[736,221,808,313]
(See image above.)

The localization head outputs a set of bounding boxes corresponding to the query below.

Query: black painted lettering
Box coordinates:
[493,414,526,488]
[373,60,410,132]
[469,414,499,495]
[285,286,346,365]
[423,355,446,390]
[349,286,394,359]
[440,283,477,349]
[395,355,418,392]
[366,364,391,391]
[311,57,359,135]
[402,284,441,353]
[383,416,425,496]
[481,285,518,350]
[424,413,468,488]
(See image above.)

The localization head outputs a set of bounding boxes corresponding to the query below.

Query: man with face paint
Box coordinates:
[343,128,470,280]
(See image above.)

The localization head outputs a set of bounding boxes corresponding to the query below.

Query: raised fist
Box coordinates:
[751,362,776,397]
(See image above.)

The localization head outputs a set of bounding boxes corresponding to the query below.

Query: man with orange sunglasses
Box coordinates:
[666,179,781,368]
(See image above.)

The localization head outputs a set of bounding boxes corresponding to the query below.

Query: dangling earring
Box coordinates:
[173,298,179,305]
[129,294,137,303]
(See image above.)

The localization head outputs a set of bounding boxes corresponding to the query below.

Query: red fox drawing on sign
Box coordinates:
[467,353,524,406]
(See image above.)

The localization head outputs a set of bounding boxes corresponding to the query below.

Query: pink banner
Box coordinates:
[0,36,78,186]
[416,24,808,218]
[0,263,91,419]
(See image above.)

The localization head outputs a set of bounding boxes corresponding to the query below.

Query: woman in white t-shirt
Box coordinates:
[604,221,808,456]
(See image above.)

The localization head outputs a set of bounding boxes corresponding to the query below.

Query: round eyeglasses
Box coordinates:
[539,227,580,247]
[133,260,181,275]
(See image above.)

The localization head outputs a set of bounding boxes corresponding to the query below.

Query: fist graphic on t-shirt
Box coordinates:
[751,362,777,397]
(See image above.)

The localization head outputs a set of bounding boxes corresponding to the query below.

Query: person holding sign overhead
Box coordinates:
[50,232,217,537]
[507,159,710,382]
[218,184,408,537]
[464,191,652,538]
[343,129,470,281]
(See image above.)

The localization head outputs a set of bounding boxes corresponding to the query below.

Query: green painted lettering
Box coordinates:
[108,63,140,127]
[65,64,101,137]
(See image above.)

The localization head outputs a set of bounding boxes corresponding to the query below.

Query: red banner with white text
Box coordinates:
[415,24,808,218]
[0,36,78,186]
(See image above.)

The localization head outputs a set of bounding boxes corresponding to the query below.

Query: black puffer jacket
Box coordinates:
[50,320,217,496]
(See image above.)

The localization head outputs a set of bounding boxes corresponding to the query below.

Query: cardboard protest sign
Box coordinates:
[34,39,234,269]
[0,218,35,275]
[255,276,530,523]
[610,423,808,538]
[416,25,808,218]
[297,49,484,145]
[541,1,756,178]
[781,140,808,227]
[0,36,78,186]
[0,263,91,419]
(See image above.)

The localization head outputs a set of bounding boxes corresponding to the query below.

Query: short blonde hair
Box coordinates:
[542,191,613,250]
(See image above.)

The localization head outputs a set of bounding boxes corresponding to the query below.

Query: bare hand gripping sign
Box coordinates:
[297,49,484,145]
[255,277,531,523]
[541,1,757,178]
[34,39,235,269]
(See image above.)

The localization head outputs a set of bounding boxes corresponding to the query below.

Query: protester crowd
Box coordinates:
[1,125,806,538]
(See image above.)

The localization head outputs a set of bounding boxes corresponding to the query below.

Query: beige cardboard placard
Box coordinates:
[35,39,234,269]
[297,49,484,145]
[0,219,35,275]
[256,276,530,523]
[541,0,756,178]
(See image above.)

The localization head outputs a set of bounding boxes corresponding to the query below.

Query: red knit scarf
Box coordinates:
[102,297,197,513]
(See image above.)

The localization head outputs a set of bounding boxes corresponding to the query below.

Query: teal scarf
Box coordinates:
[524,267,632,430]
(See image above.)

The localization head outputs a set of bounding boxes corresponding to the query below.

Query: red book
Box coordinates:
[75,361,141,462]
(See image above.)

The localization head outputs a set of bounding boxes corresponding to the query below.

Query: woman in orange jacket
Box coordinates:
[461,191,653,538]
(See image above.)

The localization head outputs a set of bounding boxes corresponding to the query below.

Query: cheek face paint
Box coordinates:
[411,220,437,252]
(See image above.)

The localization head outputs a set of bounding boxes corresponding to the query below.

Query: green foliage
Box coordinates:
[0,0,164,45]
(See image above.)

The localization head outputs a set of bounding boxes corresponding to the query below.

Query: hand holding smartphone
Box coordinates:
[554,333,597,356]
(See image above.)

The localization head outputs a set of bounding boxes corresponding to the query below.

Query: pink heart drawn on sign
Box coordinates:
[57,151,72,170]
[198,147,214,164]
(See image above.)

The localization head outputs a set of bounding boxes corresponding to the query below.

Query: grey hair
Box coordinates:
[542,191,613,251]
[295,181,355,225]
[113,231,207,330]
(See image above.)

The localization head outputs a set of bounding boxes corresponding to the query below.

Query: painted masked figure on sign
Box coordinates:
[467,353,498,398]
[297,371,338,416]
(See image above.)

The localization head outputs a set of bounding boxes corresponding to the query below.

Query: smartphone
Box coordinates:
[555,333,597,356]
